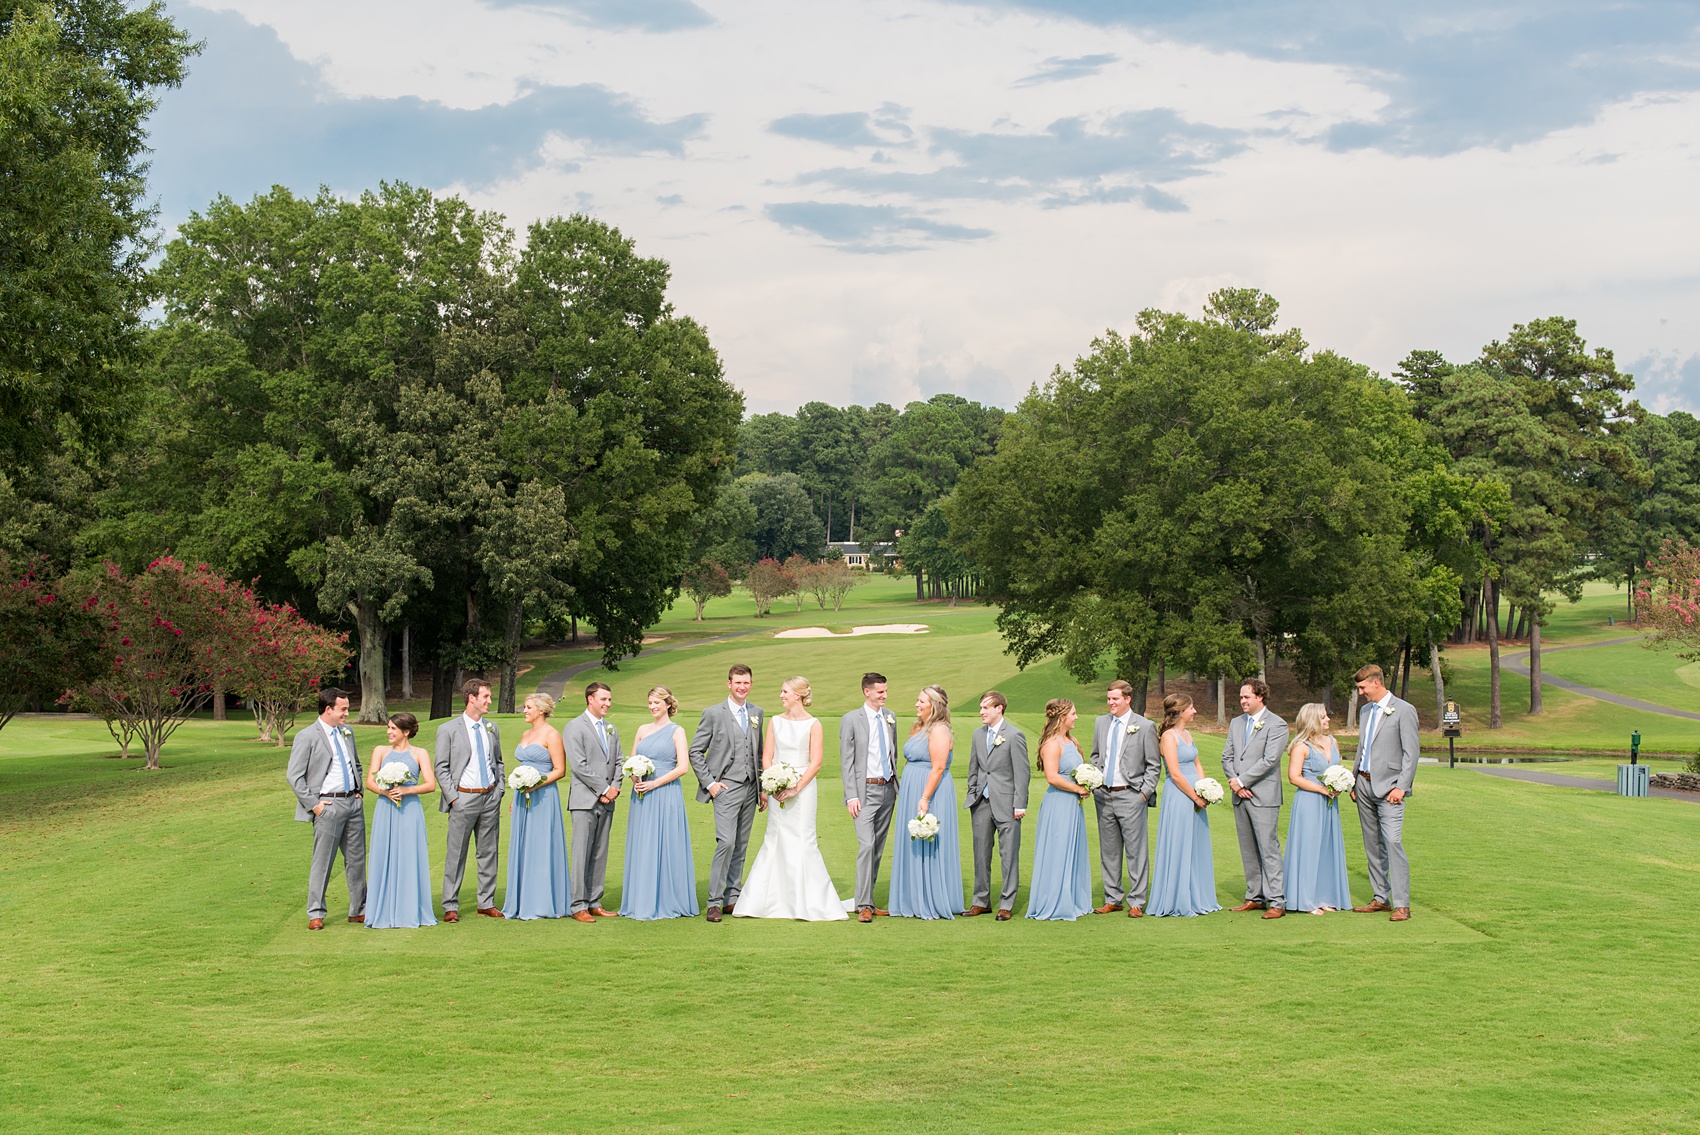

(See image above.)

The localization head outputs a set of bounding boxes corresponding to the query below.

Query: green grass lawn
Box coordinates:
[3,712,1699,1133]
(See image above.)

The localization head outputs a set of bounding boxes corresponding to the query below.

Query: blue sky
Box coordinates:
[149,0,1700,412]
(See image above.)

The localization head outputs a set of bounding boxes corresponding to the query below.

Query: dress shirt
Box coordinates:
[457,714,492,789]
[865,705,890,779]
[1358,694,1393,772]
[982,720,1003,797]
[1106,712,1131,786]
[317,720,355,794]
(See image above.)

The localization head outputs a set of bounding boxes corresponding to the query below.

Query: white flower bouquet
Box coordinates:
[507,764,545,807]
[623,754,655,781]
[760,761,802,807]
[1072,763,1105,791]
[907,812,941,840]
[1321,765,1355,796]
[374,761,413,805]
[1194,776,1225,805]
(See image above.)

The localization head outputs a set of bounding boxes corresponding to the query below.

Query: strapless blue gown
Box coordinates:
[620,723,699,919]
[1025,741,1092,921]
[1149,737,1221,917]
[1284,740,1352,911]
[502,742,570,919]
[365,750,436,928]
[888,731,964,919]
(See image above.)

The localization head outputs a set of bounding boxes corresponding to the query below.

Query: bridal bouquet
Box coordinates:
[374,761,413,805]
[1321,765,1356,796]
[907,812,941,840]
[623,754,655,781]
[508,764,545,807]
[1072,763,1105,792]
[760,761,802,807]
[1193,776,1225,805]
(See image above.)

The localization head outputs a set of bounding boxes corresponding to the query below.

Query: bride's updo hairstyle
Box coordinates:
[1159,693,1194,734]
[646,685,679,718]
[912,685,950,734]
[782,676,813,707]
[1038,698,1075,770]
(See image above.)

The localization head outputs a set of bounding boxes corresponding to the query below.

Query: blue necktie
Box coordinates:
[1360,707,1375,772]
[1108,718,1123,785]
[737,705,748,734]
[473,723,488,786]
[597,719,609,753]
[983,728,994,797]
[337,730,352,792]
[876,714,888,775]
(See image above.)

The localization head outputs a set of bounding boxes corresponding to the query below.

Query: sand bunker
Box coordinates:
[774,623,930,640]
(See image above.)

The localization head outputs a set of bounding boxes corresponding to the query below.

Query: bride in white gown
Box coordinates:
[733,677,848,921]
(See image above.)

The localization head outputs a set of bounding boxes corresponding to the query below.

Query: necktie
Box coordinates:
[597,719,609,753]
[1108,718,1123,785]
[473,722,488,786]
[337,730,352,792]
[737,705,748,734]
[983,727,994,797]
[1360,706,1376,772]
[876,713,888,775]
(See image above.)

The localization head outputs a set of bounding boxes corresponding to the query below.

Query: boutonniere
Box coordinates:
[1381,705,1395,718]
[1252,721,1264,732]
[882,711,895,725]
[991,732,1007,748]
[338,726,354,740]
[1126,723,1140,736]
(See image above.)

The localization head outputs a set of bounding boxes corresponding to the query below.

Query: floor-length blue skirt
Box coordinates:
[502,781,571,919]
[366,794,436,928]
[620,777,699,919]
[1148,757,1221,917]
[1024,786,1092,920]
[888,760,964,919]
[1285,789,1352,911]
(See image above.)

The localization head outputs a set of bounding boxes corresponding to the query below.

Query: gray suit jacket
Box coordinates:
[563,713,623,810]
[839,706,900,806]
[964,722,1030,824]
[433,716,505,813]
[1356,695,1420,797]
[1088,712,1161,802]
[688,701,762,804]
[1221,710,1289,807]
[286,722,363,821]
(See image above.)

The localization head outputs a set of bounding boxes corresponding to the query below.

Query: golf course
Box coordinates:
[3,576,1697,1133]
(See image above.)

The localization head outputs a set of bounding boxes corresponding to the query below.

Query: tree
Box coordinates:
[744,557,795,616]
[682,559,732,620]
[237,601,350,744]
[0,554,99,731]
[689,472,756,573]
[1635,539,1700,659]
[739,472,824,561]
[783,554,816,611]
[1592,410,1700,617]
[819,559,863,612]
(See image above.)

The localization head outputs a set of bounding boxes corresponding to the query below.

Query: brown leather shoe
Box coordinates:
[964,905,991,917]
[857,907,874,923]
[1229,900,1266,912]
[1261,907,1286,919]
[1389,907,1411,922]
[477,907,505,919]
[721,904,735,916]
[572,910,597,923]
[1353,899,1392,913]
[1093,902,1124,914]
[994,909,1012,921]
[1126,905,1144,918]
[872,908,890,917]
[347,915,364,924]
[443,910,459,923]
[590,907,619,918]
[706,905,722,923]
[307,917,324,930]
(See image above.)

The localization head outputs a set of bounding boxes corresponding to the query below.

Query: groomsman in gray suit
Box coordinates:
[285,688,366,930]
[1088,679,1162,917]
[689,664,764,922]
[840,671,899,923]
[964,690,1029,920]
[1221,677,1289,918]
[1350,663,1420,921]
[435,679,506,922]
[563,681,623,923]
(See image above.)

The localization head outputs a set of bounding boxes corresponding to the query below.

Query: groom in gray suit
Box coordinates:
[1088,679,1162,917]
[840,671,899,923]
[563,681,623,922]
[1350,663,1420,921]
[964,690,1028,919]
[285,688,365,930]
[435,678,505,921]
[1221,677,1289,918]
[689,664,763,922]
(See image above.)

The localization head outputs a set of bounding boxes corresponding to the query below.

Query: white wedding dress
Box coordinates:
[733,715,848,921]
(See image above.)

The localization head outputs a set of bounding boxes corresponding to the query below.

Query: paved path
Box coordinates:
[532,630,765,699]
[1474,765,1699,803]
[1500,635,1700,721]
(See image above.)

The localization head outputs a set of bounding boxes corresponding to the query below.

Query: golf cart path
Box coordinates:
[1474,765,1698,803]
[1500,635,1700,721]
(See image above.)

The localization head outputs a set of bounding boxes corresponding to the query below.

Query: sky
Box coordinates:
[146,1,1700,414]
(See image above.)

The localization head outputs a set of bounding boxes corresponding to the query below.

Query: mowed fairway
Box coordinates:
[4,577,1700,1133]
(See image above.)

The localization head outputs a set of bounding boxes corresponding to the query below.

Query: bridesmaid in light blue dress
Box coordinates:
[1025,699,1094,921]
[501,693,571,919]
[1283,702,1352,913]
[364,712,437,928]
[1149,694,1221,917]
[888,685,964,919]
[621,686,699,920]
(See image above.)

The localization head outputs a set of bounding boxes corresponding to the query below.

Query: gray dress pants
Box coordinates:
[443,789,501,912]
[307,795,366,920]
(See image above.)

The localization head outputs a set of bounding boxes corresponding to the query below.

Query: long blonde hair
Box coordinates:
[1291,702,1330,749]
[911,685,950,735]
[1038,698,1075,771]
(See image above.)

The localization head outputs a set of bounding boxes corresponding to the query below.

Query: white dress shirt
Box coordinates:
[982,720,1003,797]
[457,714,492,789]
[1106,712,1131,786]
[1358,693,1393,772]
[318,721,355,794]
[865,705,890,779]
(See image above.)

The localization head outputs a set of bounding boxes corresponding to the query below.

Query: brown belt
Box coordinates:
[319,791,361,799]
[458,784,494,794]
[1104,784,1133,792]
[866,777,894,786]
[1355,769,1370,779]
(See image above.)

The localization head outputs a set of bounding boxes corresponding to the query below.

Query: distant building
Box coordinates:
[826,540,898,569]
